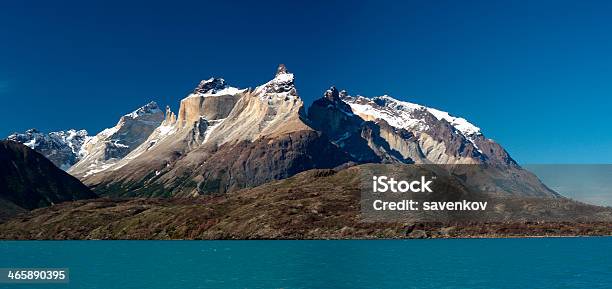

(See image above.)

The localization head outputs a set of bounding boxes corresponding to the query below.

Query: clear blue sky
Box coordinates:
[1,0,611,164]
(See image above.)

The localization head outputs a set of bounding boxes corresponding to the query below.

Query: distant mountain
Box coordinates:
[69,101,164,176]
[7,102,164,174]
[7,129,89,170]
[308,87,556,197]
[0,140,96,220]
[308,86,515,165]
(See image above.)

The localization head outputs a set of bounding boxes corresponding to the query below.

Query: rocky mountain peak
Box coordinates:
[163,105,177,126]
[255,64,297,99]
[6,128,90,170]
[276,64,288,76]
[339,89,348,98]
[69,102,165,176]
[177,78,243,128]
[122,101,162,120]
[324,86,341,102]
[194,78,228,94]
[324,86,349,103]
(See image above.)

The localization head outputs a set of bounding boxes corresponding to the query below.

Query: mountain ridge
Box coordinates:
[7,128,89,170]
[5,65,555,199]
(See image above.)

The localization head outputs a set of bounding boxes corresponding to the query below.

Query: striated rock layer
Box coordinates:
[80,65,350,197]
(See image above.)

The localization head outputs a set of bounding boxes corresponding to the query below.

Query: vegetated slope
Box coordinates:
[1,165,609,239]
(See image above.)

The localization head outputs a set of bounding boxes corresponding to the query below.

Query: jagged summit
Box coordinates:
[162,105,177,126]
[189,78,243,98]
[194,78,227,94]
[310,89,513,165]
[255,64,297,100]
[276,63,288,75]
[324,86,341,102]
[344,94,482,137]
[69,101,165,176]
[324,86,350,104]
[321,86,354,115]
[123,101,162,119]
[7,128,89,170]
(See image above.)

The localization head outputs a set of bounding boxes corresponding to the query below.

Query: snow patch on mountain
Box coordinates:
[343,95,481,137]
[202,118,224,143]
[187,78,245,98]
[347,99,429,131]
[124,101,163,119]
[254,64,298,102]
[426,107,481,136]
[68,101,165,176]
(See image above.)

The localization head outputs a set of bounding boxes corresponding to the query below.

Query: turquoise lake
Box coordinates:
[1,238,611,288]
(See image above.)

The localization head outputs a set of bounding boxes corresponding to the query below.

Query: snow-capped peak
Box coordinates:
[342,94,481,137]
[124,101,162,119]
[194,78,227,94]
[324,86,342,102]
[6,128,90,170]
[425,106,481,136]
[254,64,298,100]
[188,78,244,98]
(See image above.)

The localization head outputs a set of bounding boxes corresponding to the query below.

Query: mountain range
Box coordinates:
[6,64,555,198]
[7,128,89,170]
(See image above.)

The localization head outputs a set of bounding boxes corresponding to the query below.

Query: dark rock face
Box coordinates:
[194,78,228,94]
[308,87,420,163]
[309,89,375,162]
[411,108,484,161]
[0,140,96,216]
[471,136,517,165]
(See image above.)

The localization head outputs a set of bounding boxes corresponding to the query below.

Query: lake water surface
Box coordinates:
[1,238,610,288]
